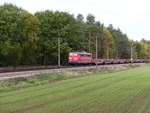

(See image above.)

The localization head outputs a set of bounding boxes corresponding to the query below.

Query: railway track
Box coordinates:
[0,63,147,80]
[0,66,70,73]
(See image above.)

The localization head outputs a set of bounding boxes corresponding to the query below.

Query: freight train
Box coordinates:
[68,51,149,65]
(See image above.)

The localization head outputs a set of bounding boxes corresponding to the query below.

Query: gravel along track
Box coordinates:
[0,63,147,80]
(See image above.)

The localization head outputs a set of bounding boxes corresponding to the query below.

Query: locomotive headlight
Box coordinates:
[70,53,73,56]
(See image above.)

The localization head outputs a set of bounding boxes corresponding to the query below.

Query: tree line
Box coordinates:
[0,4,150,66]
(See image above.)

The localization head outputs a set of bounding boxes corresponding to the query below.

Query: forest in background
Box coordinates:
[0,4,150,66]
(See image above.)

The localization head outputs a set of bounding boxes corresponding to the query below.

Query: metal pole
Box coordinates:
[58,37,60,67]
[96,36,98,68]
[130,44,133,63]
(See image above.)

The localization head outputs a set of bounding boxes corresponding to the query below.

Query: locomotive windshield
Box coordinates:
[79,53,92,57]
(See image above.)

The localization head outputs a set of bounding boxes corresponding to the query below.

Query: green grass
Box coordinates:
[0,72,67,93]
[0,66,150,113]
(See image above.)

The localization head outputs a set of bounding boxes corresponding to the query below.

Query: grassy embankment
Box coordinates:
[0,65,150,113]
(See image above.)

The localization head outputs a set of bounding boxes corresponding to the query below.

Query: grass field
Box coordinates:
[0,65,150,113]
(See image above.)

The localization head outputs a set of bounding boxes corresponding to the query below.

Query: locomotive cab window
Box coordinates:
[79,54,91,57]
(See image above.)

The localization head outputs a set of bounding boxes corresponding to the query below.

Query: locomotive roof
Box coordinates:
[70,51,92,55]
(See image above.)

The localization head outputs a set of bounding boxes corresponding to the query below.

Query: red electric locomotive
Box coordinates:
[68,51,93,65]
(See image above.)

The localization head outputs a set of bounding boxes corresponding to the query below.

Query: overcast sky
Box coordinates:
[0,0,150,41]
